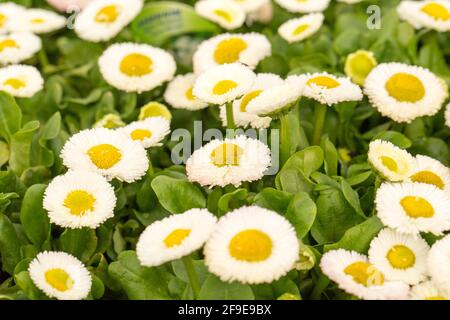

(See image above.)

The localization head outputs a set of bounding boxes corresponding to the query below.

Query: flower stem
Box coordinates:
[312,103,327,146]
[280,112,291,166]
[225,101,236,130]
[310,273,330,300]
[147,152,154,176]
[182,256,201,299]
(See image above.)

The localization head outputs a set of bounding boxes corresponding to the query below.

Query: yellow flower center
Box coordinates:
[385,73,425,103]
[0,39,18,52]
[344,261,385,287]
[164,229,191,248]
[63,190,96,216]
[421,3,450,21]
[292,24,309,35]
[31,18,45,24]
[345,50,377,85]
[426,296,447,300]
[139,102,172,121]
[212,80,238,95]
[213,38,248,64]
[185,87,195,100]
[210,143,243,167]
[229,229,273,262]
[410,170,444,189]
[3,78,26,90]
[120,53,153,77]
[380,156,399,172]
[0,14,5,28]
[213,9,233,22]
[400,196,435,218]
[87,143,122,169]
[307,76,340,89]
[95,5,121,23]
[45,268,74,292]
[240,90,262,112]
[130,129,152,141]
[387,245,416,269]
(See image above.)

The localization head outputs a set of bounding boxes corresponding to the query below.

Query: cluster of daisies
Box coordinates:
[320,140,450,300]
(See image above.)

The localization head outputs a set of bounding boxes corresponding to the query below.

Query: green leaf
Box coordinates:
[20,184,50,247]
[0,92,21,143]
[0,214,22,274]
[108,251,172,300]
[30,112,61,168]
[9,121,40,175]
[285,192,317,239]
[339,178,365,218]
[321,136,338,176]
[198,275,254,300]
[151,176,206,213]
[252,188,293,214]
[372,131,412,149]
[325,217,384,254]
[14,271,48,300]
[59,228,98,263]
[218,188,248,215]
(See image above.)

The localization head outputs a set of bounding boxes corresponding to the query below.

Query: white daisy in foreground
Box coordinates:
[278,13,324,43]
[195,0,246,30]
[192,63,255,105]
[164,73,208,111]
[28,251,92,300]
[136,209,217,267]
[186,135,271,188]
[288,72,363,106]
[320,249,409,300]
[410,281,449,300]
[204,206,299,284]
[344,50,377,86]
[43,170,116,229]
[219,73,283,128]
[98,43,176,93]
[275,0,331,13]
[368,228,429,285]
[407,155,450,192]
[74,0,144,42]
[245,78,304,116]
[0,32,41,65]
[0,65,43,98]
[11,8,66,34]
[375,182,450,235]
[428,234,450,294]
[0,2,26,34]
[231,0,269,13]
[192,33,271,74]
[367,140,414,182]
[61,128,149,183]
[397,0,450,32]
[138,101,172,121]
[120,117,171,149]
[364,63,448,123]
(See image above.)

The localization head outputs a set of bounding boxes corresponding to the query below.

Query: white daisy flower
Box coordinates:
[364,63,448,123]
[428,234,450,294]
[186,135,271,188]
[219,73,283,128]
[287,72,363,106]
[344,50,377,86]
[195,0,246,30]
[192,32,271,75]
[98,43,176,93]
[375,182,450,236]
[204,206,299,284]
[120,117,171,149]
[410,281,449,300]
[275,0,331,13]
[0,65,43,98]
[230,0,269,13]
[136,209,217,267]
[446,102,450,128]
[28,251,92,300]
[192,63,256,105]
[278,13,324,43]
[11,8,66,34]
[43,170,116,229]
[407,155,450,192]
[0,2,26,34]
[164,73,208,111]
[74,0,144,42]
[0,32,41,65]
[61,128,149,183]
[398,0,450,32]
[245,78,304,116]
[367,140,414,182]
[320,249,410,300]
[368,228,430,285]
